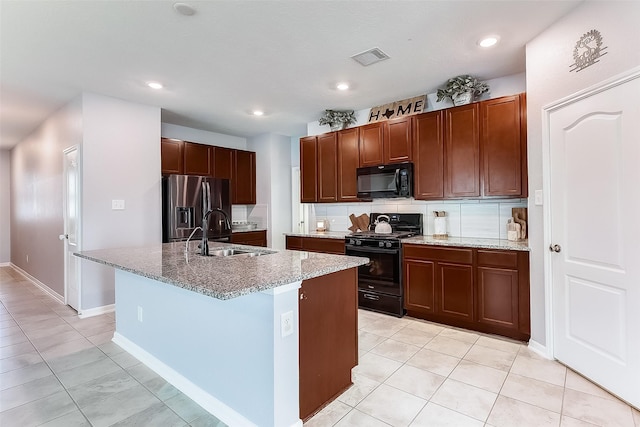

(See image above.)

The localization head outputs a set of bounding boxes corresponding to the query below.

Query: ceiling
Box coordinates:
[0,0,582,149]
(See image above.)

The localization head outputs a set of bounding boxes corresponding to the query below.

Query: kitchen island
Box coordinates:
[75,242,368,427]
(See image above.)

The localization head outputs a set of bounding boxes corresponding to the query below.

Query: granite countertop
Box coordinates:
[74,242,368,300]
[401,235,530,251]
[285,231,350,239]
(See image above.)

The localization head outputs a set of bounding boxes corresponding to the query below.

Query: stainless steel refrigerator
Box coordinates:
[162,174,232,243]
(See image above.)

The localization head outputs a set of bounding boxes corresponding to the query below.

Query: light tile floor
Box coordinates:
[0,266,226,427]
[2,265,639,427]
[306,309,640,427]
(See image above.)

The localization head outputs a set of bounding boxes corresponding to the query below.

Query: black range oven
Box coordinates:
[345,213,423,317]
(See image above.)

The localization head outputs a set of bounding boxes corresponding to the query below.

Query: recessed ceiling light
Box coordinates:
[336,82,350,91]
[478,36,499,48]
[252,110,264,116]
[173,3,196,16]
[147,81,163,89]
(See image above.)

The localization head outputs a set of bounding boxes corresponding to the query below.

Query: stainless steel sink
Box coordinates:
[203,248,274,257]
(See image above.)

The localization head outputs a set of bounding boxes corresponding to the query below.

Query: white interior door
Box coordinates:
[548,72,640,408]
[62,146,81,311]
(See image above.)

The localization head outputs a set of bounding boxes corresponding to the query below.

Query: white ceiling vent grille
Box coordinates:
[351,47,390,66]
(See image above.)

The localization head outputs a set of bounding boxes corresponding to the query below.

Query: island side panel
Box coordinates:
[113,270,301,427]
[299,267,358,420]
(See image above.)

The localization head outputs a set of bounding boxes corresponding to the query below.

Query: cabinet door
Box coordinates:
[286,236,304,251]
[404,259,436,314]
[337,128,360,201]
[160,138,184,175]
[477,267,519,329]
[413,112,444,199]
[232,150,256,204]
[444,104,480,198]
[183,142,212,176]
[481,95,523,197]
[437,262,474,320]
[384,116,412,163]
[212,146,233,180]
[300,136,318,203]
[317,133,338,202]
[302,237,344,255]
[359,122,385,167]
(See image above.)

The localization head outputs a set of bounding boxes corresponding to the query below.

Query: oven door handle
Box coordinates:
[345,245,399,255]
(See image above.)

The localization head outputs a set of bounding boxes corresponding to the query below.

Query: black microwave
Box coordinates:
[356,163,413,199]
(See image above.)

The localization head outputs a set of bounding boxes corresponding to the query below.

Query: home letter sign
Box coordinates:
[368,95,427,123]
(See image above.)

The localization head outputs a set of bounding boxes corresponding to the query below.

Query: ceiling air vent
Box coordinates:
[351,47,390,67]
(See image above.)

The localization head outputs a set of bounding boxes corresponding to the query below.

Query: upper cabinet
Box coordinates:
[317,133,338,202]
[160,138,184,175]
[183,142,212,176]
[337,128,360,202]
[413,111,444,199]
[359,118,412,167]
[300,135,318,203]
[481,94,527,198]
[233,149,256,205]
[300,92,528,203]
[444,103,481,198]
[413,93,527,200]
[160,139,257,205]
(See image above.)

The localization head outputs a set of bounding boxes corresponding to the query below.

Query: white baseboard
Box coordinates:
[0,262,11,267]
[10,263,65,304]
[528,339,552,359]
[78,304,115,319]
[112,332,267,427]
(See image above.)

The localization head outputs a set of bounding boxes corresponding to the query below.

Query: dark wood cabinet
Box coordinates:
[212,146,233,180]
[183,142,212,176]
[358,122,385,167]
[444,103,480,198]
[403,244,530,341]
[413,111,444,199]
[299,268,357,420]
[232,150,256,205]
[337,128,360,202]
[476,249,530,339]
[230,230,267,247]
[384,116,412,164]
[160,138,184,175]
[300,136,318,203]
[317,133,338,202]
[359,119,412,167]
[481,94,527,197]
[285,236,344,255]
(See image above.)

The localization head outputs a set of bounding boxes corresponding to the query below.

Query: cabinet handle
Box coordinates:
[300,293,307,300]
[549,244,561,253]
[363,294,380,301]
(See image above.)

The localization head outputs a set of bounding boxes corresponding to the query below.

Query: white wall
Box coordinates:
[248,133,293,249]
[526,0,640,347]
[161,123,247,150]
[307,73,526,136]
[10,97,83,296]
[0,150,11,263]
[80,93,161,310]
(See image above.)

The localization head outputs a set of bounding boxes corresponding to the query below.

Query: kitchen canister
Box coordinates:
[507,217,522,241]
[433,211,448,239]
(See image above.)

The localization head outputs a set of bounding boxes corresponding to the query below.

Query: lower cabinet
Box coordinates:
[285,236,345,255]
[230,230,267,247]
[299,268,357,420]
[403,244,530,341]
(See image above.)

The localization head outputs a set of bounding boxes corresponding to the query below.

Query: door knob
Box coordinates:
[59,234,68,241]
[549,244,561,253]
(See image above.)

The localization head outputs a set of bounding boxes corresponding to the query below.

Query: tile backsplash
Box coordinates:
[309,198,528,240]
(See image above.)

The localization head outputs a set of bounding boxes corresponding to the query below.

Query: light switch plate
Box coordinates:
[534,190,543,206]
[112,199,125,210]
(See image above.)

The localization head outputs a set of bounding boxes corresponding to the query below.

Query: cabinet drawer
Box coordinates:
[286,236,303,251]
[403,245,473,264]
[303,238,345,255]
[477,250,518,269]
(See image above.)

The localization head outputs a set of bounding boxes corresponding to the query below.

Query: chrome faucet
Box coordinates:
[210,208,232,230]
